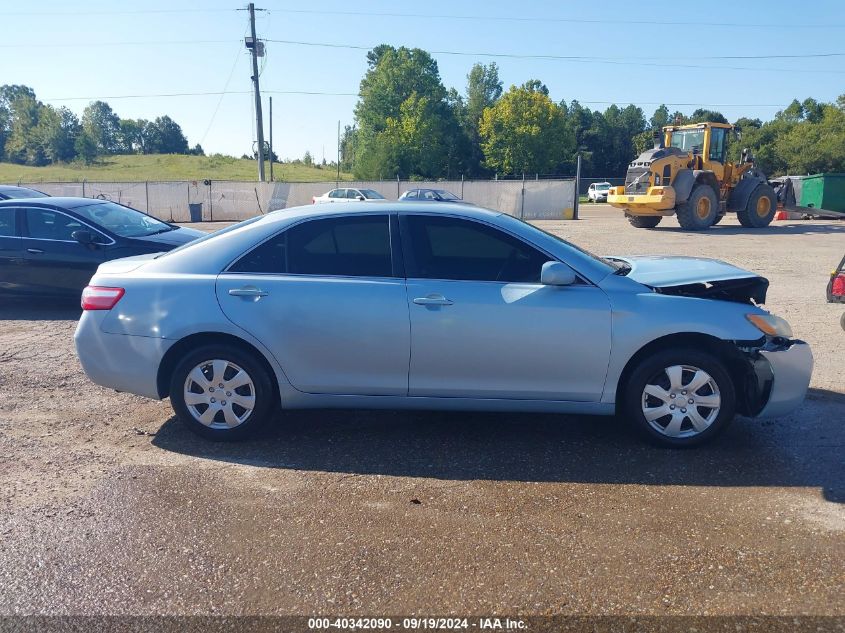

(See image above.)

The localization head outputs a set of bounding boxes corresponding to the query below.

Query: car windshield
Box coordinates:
[435,190,460,200]
[5,188,48,199]
[72,201,174,238]
[360,189,385,199]
[670,129,706,152]
[596,184,610,191]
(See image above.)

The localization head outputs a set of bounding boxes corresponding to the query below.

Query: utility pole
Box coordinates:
[243,2,266,182]
[269,96,274,182]
[336,120,341,183]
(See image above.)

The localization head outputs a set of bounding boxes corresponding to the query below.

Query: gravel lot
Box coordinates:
[0,205,842,619]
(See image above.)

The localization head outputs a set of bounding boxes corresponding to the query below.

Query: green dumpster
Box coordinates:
[799,173,845,213]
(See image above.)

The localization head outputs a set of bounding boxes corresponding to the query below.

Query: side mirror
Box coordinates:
[71,229,96,245]
[541,261,577,286]
[356,195,365,201]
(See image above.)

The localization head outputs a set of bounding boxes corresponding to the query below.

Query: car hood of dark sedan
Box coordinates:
[130,226,206,247]
[611,255,769,304]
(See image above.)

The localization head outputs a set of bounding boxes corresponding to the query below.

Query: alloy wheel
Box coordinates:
[183,359,256,429]
[641,364,721,438]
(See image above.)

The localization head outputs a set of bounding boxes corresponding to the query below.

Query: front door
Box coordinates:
[20,207,112,296]
[0,207,26,294]
[400,213,612,401]
[217,213,410,396]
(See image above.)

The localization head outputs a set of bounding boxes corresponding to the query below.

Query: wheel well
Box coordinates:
[614,332,752,415]
[694,171,721,198]
[156,332,281,403]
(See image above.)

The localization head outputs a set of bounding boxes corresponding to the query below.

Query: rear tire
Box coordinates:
[170,344,276,441]
[676,184,719,230]
[626,214,662,229]
[737,185,776,228]
[623,348,736,448]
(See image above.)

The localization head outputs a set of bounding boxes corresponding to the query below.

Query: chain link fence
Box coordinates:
[24,179,578,222]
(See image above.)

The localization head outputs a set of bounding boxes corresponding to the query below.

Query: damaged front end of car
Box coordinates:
[612,255,814,418]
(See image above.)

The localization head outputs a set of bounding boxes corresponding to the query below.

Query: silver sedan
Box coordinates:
[74,202,813,447]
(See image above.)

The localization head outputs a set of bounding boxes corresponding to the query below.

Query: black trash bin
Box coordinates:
[188,203,203,222]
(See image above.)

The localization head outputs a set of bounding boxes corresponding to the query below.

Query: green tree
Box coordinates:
[82,101,120,154]
[479,82,571,175]
[35,105,80,163]
[354,45,460,178]
[74,132,98,164]
[461,62,502,176]
[145,115,189,154]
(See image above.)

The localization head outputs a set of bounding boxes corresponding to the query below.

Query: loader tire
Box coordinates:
[737,185,777,228]
[626,214,662,229]
[676,184,719,230]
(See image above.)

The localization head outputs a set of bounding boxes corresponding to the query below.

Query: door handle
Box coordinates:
[26,248,44,254]
[228,286,269,298]
[413,294,453,306]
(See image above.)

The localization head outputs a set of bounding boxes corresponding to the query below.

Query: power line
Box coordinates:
[267,8,845,29]
[266,39,845,74]
[5,9,237,15]
[39,90,795,109]
[199,46,245,147]
[0,40,231,48]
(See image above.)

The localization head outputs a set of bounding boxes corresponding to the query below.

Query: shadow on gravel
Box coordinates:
[0,297,81,321]
[652,222,845,236]
[153,397,845,503]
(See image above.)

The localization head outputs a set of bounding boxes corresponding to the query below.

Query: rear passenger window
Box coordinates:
[230,215,393,278]
[0,208,16,237]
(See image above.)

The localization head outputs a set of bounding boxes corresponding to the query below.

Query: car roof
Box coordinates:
[0,196,106,209]
[0,185,41,192]
[259,201,499,226]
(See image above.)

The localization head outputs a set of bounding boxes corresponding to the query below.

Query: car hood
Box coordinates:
[129,226,205,247]
[611,255,769,304]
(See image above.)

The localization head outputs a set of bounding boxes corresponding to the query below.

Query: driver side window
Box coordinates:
[402,215,549,283]
[24,208,83,241]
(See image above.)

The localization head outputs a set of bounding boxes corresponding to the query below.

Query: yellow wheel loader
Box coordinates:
[607,122,777,230]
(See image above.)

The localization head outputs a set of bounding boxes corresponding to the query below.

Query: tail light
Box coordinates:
[81,286,125,310]
[832,273,845,297]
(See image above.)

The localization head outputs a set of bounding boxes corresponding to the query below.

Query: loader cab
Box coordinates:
[664,123,732,180]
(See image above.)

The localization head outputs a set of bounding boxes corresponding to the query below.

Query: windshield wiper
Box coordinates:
[145,226,176,235]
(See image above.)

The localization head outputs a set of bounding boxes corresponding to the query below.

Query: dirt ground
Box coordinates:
[0,205,842,620]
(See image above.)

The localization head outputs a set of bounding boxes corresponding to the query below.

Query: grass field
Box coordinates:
[0,154,353,183]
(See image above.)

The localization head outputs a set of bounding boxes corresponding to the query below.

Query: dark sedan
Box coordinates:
[0,185,49,200]
[0,197,204,298]
[399,188,467,202]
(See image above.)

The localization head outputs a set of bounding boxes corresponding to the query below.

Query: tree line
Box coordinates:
[0,85,201,166]
[342,45,845,179]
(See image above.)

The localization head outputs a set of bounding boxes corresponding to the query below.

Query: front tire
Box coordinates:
[623,348,736,447]
[170,344,276,440]
[676,184,719,230]
[737,185,776,228]
[626,214,662,229]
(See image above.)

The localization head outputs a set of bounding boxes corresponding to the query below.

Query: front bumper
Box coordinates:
[752,340,813,418]
[607,185,677,214]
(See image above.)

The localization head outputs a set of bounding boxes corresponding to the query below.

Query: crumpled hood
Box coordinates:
[611,255,769,304]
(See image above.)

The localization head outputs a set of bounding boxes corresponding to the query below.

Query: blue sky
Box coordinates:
[5,0,845,161]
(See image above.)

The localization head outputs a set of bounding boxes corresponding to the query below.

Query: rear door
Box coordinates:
[216,213,411,395]
[0,206,26,294]
[20,206,114,296]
